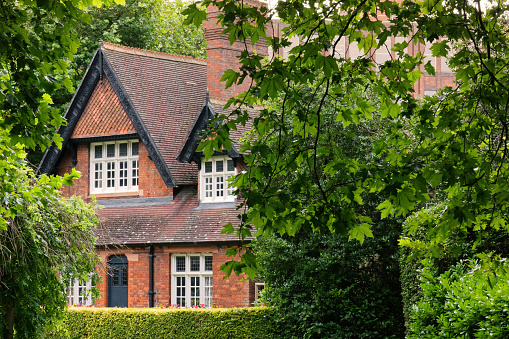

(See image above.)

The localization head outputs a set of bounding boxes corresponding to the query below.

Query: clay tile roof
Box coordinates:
[102,41,207,63]
[102,42,208,185]
[95,186,245,246]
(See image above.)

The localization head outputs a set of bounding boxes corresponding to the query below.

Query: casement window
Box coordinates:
[200,156,236,203]
[67,278,93,306]
[171,254,213,308]
[255,283,265,302]
[90,140,139,194]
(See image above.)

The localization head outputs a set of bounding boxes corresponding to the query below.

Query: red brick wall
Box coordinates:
[137,143,171,198]
[95,245,254,308]
[55,142,172,200]
[154,249,171,307]
[212,245,255,308]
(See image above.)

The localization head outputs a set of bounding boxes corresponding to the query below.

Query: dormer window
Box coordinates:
[200,156,236,203]
[90,140,139,194]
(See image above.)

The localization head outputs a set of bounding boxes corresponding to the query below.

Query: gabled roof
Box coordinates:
[96,186,245,246]
[39,42,208,186]
[177,94,260,164]
[177,92,242,163]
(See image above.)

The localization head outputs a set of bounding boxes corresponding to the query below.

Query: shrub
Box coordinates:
[409,258,509,338]
[254,221,405,339]
[400,202,509,336]
[43,307,275,339]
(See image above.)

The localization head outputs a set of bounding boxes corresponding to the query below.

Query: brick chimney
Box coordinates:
[203,0,270,101]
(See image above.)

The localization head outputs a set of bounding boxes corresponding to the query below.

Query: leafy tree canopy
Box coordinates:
[0,0,123,151]
[67,0,206,94]
[0,1,122,337]
[185,0,509,277]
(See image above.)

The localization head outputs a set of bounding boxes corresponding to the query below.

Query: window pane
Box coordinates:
[112,267,119,287]
[121,265,128,286]
[216,177,224,197]
[205,256,213,271]
[119,143,128,157]
[176,256,186,272]
[190,256,200,271]
[131,142,139,156]
[205,177,212,198]
[107,144,115,158]
[119,161,127,187]
[216,160,224,172]
[172,255,213,308]
[132,160,139,186]
[205,162,212,173]
[176,276,185,307]
[204,276,213,308]
[90,140,139,194]
[94,163,103,188]
[107,162,115,187]
[227,159,234,172]
[190,277,200,306]
[94,145,103,159]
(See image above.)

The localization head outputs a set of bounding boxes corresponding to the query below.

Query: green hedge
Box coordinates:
[43,307,275,339]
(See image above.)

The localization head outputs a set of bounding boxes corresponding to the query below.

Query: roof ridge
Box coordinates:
[102,41,207,65]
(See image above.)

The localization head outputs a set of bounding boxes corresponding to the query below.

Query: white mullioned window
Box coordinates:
[171,254,213,308]
[67,278,93,306]
[90,140,139,194]
[200,156,236,203]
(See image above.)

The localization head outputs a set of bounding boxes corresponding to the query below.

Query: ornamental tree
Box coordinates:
[186,0,509,276]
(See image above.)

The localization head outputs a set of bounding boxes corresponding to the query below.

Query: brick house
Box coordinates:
[39,1,456,309]
[39,2,267,308]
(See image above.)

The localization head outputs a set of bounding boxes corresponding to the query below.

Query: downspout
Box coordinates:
[148,245,156,307]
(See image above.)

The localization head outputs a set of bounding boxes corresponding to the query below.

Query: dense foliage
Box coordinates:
[0,1,114,337]
[0,130,100,339]
[187,0,509,280]
[242,81,405,337]
[254,224,404,338]
[409,259,509,338]
[400,202,509,336]
[43,307,276,339]
[0,0,121,151]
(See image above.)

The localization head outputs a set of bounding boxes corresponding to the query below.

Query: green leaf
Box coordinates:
[221,69,240,89]
[377,200,394,219]
[348,223,373,244]
[424,60,435,76]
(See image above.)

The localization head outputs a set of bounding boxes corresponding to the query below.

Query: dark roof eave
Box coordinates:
[95,239,252,249]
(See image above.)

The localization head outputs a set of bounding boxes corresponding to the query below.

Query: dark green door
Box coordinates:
[108,255,128,307]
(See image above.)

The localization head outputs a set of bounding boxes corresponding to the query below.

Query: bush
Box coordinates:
[254,222,405,339]
[409,259,509,338]
[43,307,275,339]
[400,203,509,336]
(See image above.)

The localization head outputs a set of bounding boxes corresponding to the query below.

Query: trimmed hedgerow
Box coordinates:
[43,307,275,339]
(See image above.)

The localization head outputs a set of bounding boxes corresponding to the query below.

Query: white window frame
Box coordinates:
[171,254,213,308]
[200,156,236,203]
[255,282,265,302]
[67,278,93,306]
[90,139,139,194]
